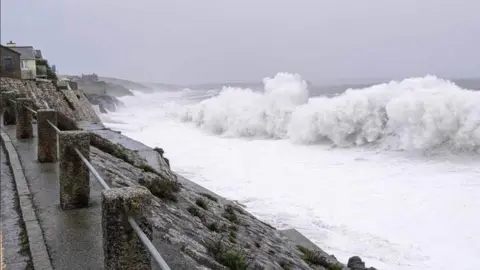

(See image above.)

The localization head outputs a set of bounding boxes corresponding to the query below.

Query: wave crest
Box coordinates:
[174,73,480,151]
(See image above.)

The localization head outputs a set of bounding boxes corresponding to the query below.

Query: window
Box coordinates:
[4,57,13,68]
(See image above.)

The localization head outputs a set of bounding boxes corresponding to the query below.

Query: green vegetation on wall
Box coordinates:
[36,59,58,81]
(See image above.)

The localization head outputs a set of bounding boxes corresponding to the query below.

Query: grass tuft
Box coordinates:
[222,205,239,223]
[296,245,342,270]
[187,206,204,220]
[229,231,237,243]
[195,197,209,210]
[199,192,218,202]
[141,176,181,202]
[207,222,220,232]
[207,238,249,270]
[138,163,157,174]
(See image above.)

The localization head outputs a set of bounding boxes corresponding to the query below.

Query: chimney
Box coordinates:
[6,40,16,47]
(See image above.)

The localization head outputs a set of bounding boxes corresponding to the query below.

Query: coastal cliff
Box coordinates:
[0,77,376,270]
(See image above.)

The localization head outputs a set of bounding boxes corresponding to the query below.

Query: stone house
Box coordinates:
[6,41,37,80]
[0,45,22,79]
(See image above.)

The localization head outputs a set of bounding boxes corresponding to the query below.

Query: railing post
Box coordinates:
[1,91,17,125]
[102,187,152,270]
[15,98,34,139]
[58,131,90,210]
[37,109,58,162]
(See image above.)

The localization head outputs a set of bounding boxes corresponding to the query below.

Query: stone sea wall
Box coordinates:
[0,77,101,128]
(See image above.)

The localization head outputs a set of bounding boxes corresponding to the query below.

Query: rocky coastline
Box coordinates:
[59,74,144,114]
[0,76,378,270]
[84,93,125,113]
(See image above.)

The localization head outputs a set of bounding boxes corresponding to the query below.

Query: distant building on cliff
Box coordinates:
[5,41,37,80]
[77,73,107,95]
[80,73,99,83]
[0,45,22,79]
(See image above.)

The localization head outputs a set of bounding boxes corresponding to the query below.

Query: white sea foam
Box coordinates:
[103,77,480,270]
[172,73,480,152]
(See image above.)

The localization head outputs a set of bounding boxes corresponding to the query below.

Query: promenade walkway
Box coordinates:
[1,142,32,269]
[1,124,103,269]
[1,119,180,269]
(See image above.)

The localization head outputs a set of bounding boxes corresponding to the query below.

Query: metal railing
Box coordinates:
[24,106,37,115]
[72,147,171,270]
[4,99,171,270]
[46,120,60,133]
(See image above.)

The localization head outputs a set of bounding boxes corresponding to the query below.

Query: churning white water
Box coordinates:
[102,73,480,270]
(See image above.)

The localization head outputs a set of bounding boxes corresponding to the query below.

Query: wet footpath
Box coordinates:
[1,144,33,269]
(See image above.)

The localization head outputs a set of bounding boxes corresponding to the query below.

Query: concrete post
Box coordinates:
[37,109,58,163]
[102,187,152,270]
[15,98,34,139]
[1,91,17,125]
[58,131,90,210]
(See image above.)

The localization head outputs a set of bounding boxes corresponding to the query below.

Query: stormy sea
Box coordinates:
[100,73,480,270]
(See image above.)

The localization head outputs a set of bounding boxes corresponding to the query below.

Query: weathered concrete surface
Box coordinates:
[2,125,104,270]
[37,109,58,162]
[1,130,53,270]
[15,98,34,139]
[102,187,152,270]
[1,143,33,269]
[0,77,101,124]
[58,131,90,210]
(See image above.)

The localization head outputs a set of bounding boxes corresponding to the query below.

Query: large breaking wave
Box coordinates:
[169,73,480,151]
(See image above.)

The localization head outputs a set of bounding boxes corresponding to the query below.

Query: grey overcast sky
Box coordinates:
[1,0,479,84]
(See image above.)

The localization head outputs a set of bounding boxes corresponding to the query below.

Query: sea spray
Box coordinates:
[173,73,480,151]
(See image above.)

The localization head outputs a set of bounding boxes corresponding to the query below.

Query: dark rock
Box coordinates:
[347,256,366,270]
[99,104,107,114]
[85,93,123,113]
[153,147,164,155]
[154,147,170,168]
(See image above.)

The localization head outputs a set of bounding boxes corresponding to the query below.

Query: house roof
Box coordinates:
[9,46,36,60]
[34,50,43,59]
[0,45,21,55]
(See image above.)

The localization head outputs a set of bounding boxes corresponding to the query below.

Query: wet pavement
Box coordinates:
[1,141,33,269]
[2,123,170,269]
[2,125,104,269]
